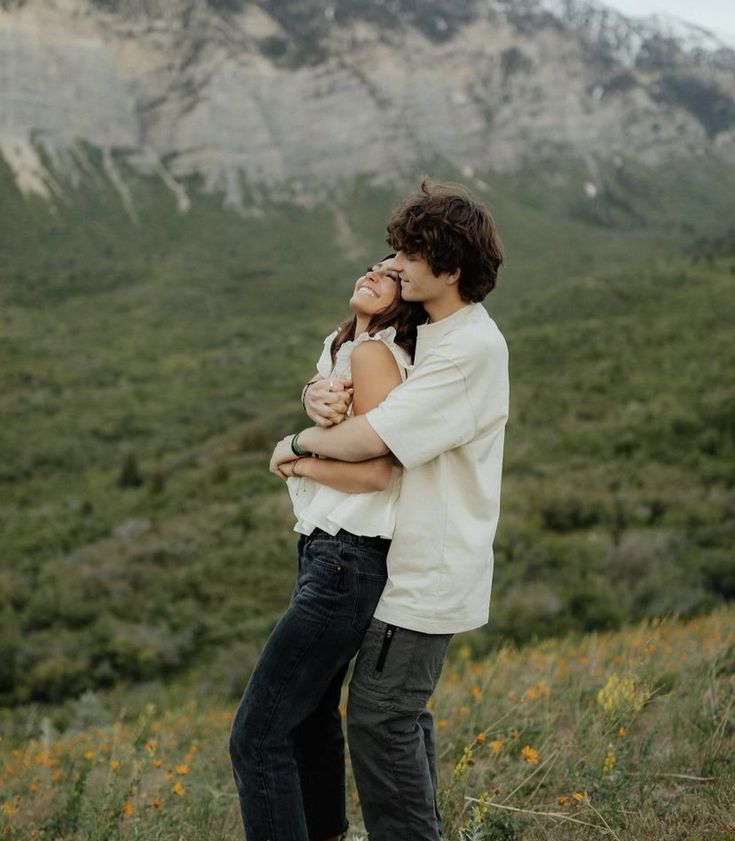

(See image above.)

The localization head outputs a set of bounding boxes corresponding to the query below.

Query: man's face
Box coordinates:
[392,251,442,303]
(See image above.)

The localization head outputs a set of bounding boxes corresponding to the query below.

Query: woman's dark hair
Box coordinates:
[386,179,504,302]
[330,255,426,364]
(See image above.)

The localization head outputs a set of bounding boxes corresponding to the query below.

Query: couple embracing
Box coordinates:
[229,181,509,840]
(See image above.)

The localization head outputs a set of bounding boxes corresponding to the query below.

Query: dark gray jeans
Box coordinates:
[229,529,389,841]
[347,618,452,840]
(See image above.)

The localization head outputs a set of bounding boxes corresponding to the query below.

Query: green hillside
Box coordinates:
[1,149,734,705]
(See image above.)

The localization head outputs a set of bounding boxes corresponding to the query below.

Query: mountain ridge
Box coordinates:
[1,0,733,212]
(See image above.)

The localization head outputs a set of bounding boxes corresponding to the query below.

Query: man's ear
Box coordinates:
[445,267,461,287]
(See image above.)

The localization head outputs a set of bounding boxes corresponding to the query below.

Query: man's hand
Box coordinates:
[305,378,353,427]
[270,436,299,479]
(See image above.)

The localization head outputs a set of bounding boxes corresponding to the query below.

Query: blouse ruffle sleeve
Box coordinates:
[332,327,412,382]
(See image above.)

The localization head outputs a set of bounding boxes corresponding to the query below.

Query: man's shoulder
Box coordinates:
[436,307,507,366]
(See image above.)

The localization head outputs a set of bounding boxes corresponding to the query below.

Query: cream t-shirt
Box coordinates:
[365,303,509,634]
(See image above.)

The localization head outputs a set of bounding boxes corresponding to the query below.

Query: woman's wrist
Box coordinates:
[293,457,309,479]
[291,432,312,457]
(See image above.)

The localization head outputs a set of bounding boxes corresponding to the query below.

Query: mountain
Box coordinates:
[1,0,734,211]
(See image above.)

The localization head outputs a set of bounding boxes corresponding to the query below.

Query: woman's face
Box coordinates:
[349,257,401,317]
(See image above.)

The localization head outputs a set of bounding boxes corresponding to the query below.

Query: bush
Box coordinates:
[118,452,143,488]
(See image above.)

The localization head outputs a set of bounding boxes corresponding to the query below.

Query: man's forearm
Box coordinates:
[297,416,389,462]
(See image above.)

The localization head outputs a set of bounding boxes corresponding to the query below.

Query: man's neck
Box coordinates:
[425,297,471,323]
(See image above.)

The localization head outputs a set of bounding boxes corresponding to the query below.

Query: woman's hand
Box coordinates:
[270,436,299,479]
[305,378,353,427]
[279,458,306,479]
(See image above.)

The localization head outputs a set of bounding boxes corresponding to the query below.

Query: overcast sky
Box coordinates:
[603,0,735,45]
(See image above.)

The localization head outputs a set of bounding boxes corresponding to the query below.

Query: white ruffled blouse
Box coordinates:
[287,327,412,539]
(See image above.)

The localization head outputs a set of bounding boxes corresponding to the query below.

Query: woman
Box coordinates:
[229,256,425,841]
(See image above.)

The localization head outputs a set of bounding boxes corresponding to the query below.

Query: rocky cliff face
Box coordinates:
[1,0,733,210]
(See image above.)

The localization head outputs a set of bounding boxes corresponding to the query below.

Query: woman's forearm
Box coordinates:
[297,455,393,494]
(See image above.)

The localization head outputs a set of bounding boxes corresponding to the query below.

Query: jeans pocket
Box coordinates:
[297,538,346,612]
[403,634,452,698]
[303,536,345,573]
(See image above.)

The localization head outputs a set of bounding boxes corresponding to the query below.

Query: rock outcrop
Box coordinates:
[1,0,733,209]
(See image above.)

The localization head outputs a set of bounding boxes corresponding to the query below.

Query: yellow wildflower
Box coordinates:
[453,745,473,778]
[110,760,120,771]
[144,741,156,754]
[121,801,135,818]
[617,726,626,738]
[474,732,486,745]
[152,797,162,809]
[521,745,539,765]
[51,771,63,783]
[175,764,190,776]
[490,739,503,756]
[559,795,571,807]
[171,782,185,796]
[437,719,448,729]
[152,758,162,768]
[2,802,14,817]
[572,791,585,802]
[602,743,616,775]
[597,674,648,716]
[29,785,38,794]
[84,750,94,761]
[471,686,482,701]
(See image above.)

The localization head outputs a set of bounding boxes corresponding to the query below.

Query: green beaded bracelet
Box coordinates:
[291,433,312,457]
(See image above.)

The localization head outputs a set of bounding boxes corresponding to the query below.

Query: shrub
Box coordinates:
[118,452,143,488]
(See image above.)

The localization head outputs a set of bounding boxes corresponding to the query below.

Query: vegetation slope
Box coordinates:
[0,151,734,706]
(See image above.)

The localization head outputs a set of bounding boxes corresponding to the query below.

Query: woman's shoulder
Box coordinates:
[350,327,412,374]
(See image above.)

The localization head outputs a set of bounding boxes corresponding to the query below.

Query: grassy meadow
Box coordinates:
[1,146,734,836]
[1,609,733,839]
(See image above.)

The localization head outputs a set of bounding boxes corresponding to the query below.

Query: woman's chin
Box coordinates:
[349,297,373,316]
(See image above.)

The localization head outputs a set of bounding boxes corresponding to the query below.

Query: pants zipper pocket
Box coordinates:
[375,624,397,673]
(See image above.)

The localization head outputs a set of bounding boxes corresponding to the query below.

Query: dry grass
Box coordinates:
[1,609,733,840]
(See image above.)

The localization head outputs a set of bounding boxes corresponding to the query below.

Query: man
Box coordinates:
[270,180,509,839]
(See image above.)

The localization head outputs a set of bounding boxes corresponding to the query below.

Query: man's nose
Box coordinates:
[392,251,406,269]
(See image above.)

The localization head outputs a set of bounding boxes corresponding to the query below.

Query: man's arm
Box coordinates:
[272,342,508,476]
[269,415,388,477]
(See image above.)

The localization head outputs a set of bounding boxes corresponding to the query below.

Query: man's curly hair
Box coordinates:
[386,179,504,302]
